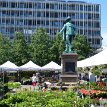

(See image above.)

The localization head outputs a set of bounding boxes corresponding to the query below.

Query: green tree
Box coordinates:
[31,28,51,66]
[0,34,12,64]
[49,33,64,64]
[12,32,30,66]
[72,34,93,60]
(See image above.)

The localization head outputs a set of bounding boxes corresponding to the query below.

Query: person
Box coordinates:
[42,82,48,92]
[31,74,37,88]
[60,16,77,53]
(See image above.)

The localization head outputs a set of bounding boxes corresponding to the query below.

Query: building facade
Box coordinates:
[0,0,102,48]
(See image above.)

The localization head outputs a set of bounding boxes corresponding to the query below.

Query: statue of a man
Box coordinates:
[60,16,77,53]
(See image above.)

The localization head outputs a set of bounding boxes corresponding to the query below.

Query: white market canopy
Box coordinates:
[41,61,61,71]
[0,61,19,71]
[77,48,107,67]
[19,61,41,71]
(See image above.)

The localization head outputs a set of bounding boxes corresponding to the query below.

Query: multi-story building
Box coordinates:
[0,0,102,48]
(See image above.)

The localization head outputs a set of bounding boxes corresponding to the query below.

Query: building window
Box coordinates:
[46,3,49,9]
[88,13,91,19]
[63,4,66,10]
[88,5,91,11]
[95,22,100,28]
[20,3,24,8]
[55,12,58,18]
[72,4,75,10]
[88,22,91,27]
[80,5,83,10]
[37,20,40,25]
[72,13,75,19]
[46,21,49,25]
[88,30,91,35]
[63,13,66,17]
[84,13,88,19]
[20,11,23,16]
[80,29,83,34]
[11,2,15,8]
[80,13,83,19]
[11,11,15,16]
[2,2,6,7]
[97,39,100,44]
[80,22,83,26]
[28,20,32,25]
[37,11,41,17]
[46,12,49,17]
[29,3,32,8]
[50,4,54,9]
[2,11,6,16]
[96,5,99,12]
[37,3,41,9]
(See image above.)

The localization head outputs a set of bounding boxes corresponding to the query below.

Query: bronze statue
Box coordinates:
[60,16,77,53]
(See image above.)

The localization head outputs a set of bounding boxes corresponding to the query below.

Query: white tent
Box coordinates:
[77,48,107,67]
[19,61,41,71]
[41,61,61,71]
[0,61,19,71]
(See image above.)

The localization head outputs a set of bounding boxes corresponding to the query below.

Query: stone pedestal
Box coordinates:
[60,53,78,83]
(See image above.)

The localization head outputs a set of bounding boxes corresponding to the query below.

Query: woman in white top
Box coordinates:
[31,74,37,86]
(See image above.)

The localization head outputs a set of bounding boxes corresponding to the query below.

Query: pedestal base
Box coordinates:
[60,74,78,82]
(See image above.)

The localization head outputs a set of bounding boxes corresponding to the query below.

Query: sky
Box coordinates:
[72,0,107,46]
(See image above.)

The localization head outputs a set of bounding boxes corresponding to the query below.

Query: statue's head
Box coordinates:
[66,16,71,22]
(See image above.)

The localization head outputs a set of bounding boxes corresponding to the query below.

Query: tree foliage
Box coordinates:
[12,32,30,66]
[49,33,64,64]
[0,34,12,64]
[31,28,51,66]
[72,34,93,60]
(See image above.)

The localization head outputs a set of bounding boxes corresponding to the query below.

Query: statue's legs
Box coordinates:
[65,35,71,52]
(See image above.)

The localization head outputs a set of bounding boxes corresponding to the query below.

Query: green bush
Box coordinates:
[0,90,95,107]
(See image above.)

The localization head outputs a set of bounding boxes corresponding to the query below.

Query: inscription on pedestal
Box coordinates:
[65,62,75,72]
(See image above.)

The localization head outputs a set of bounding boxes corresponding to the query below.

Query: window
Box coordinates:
[88,5,91,11]
[11,2,15,8]
[20,11,23,16]
[84,13,88,19]
[29,3,32,8]
[97,39,100,44]
[63,4,66,10]
[11,11,15,16]
[46,12,49,17]
[50,4,54,9]
[88,13,91,19]
[63,13,66,17]
[37,12,41,17]
[20,3,24,8]
[80,13,83,19]
[46,3,49,9]
[2,11,6,16]
[28,20,32,25]
[37,3,41,9]
[2,2,6,7]
[96,5,99,12]
[80,29,83,34]
[88,22,91,27]
[72,13,75,19]
[46,21,49,25]
[55,12,58,18]
[80,22,83,26]
[71,4,75,10]
[37,20,40,25]
[80,5,83,10]
[95,22,100,28]
[88,30,91,35]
